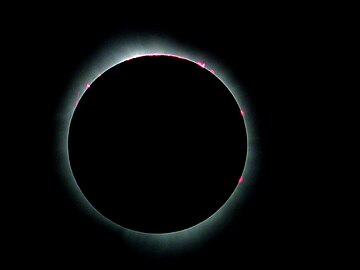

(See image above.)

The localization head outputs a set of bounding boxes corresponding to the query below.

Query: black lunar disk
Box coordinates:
[68,55,247,233]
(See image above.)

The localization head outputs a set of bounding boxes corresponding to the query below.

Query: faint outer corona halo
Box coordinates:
[55,35,258,255]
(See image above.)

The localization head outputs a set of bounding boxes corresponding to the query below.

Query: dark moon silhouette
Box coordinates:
[68,55,247,233]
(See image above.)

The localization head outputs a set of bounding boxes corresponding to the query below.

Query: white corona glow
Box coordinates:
[54,32,260,257]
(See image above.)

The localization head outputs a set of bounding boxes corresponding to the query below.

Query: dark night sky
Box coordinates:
[9,8,342,267]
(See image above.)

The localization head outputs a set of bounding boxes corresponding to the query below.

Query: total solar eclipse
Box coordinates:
[68,54,247,233]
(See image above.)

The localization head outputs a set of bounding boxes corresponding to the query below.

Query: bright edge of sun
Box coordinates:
[54,33,260,256]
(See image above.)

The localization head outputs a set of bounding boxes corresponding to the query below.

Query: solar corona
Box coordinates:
[55,35,258,256]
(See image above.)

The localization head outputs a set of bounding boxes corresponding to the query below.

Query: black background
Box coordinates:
[8,6,341,267]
